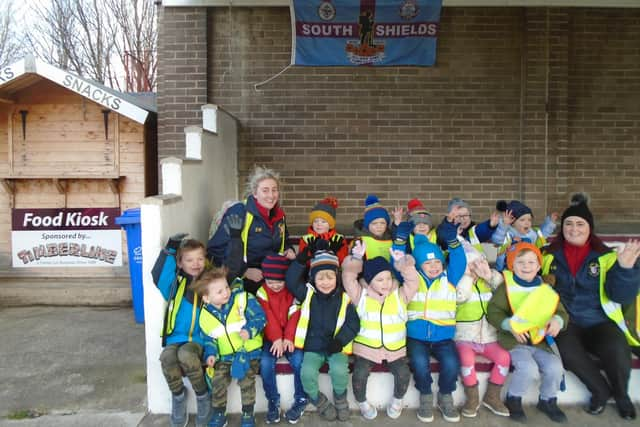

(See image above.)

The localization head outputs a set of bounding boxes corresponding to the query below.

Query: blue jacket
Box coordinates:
[407,238,467,342]
[152,247,204,347]
[201,285,266,362]
[207,196,289,271]
[493,215,556,271]
[545,246,640,328]
[286,260,360,353]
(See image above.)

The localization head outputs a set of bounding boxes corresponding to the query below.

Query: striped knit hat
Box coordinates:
[309,196,338,229]
[261,254,290,281]
[363,194,390,229]
[407,198,432,227]
[309,250,339,280]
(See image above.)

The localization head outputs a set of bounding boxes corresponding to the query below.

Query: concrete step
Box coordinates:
[0,276,133,306]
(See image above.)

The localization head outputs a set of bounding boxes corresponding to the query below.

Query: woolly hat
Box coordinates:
[363,256,392,284]
[309,196,338,230]
[412,234,445,267]
[309,250,339,280]
[363,194,390,229]
[496,200,533,220]
[447,198,470,214]
[506,242,542,271]
[261,254,290,281]
[561,192,594,230]
[407,198,432,227]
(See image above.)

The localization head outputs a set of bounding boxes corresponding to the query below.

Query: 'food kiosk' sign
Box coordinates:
[11,208,123,267]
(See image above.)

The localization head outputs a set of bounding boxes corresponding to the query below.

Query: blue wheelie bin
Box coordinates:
[116,208,144,323]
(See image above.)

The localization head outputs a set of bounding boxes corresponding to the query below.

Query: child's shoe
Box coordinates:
[312,392,337,421]
[195,391,211,427]
[266,399,281,424]
[437,393,460,423]
[358,401,378,420]
[386,398,403,419]
[284,398,308,424]
[170,389,188,427]
[482,382,509,417]
[208,408,227,427]
[461,384,479,418]
[537,397,568,423]
[505,395,526,423]
[417,394,434,423]
[240,409,256,427]
[334,391,350,421]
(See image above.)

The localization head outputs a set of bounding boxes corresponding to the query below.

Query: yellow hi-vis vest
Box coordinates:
[240,206,286,263]
[294,284,353,354]
[409,230,437,251]
[354,288,408,351]
[503,270,559,344]
[456,278,492,322]
[256,286,300,319]
[361,235,392,261]
[542,252,640,347]
[498,228,546,257]
[467,226,487,254]
[199,291,263,356]
[407,274,456,326]
[163,275,200,341]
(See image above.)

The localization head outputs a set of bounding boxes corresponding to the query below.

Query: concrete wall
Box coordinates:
[141,106,237,413]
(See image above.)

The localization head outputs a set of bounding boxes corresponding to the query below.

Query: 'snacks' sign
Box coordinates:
[11,208,123,267]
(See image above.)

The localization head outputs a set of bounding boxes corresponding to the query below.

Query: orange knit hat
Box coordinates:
[506,242,542,271]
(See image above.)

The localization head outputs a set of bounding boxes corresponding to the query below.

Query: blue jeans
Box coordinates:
[407,338,460,395]
[260,342,306,402]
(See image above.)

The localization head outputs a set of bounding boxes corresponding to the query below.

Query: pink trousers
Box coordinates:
[456,341,511,386]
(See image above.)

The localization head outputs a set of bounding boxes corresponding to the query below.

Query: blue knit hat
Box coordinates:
[413,234,445,267]
[363,256,392,283]
[496,200,532,220]
[363,194,390,229]
[309,250,339,280]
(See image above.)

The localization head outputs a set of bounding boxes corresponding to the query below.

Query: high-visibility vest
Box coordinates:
[456,278,492,322]
[409,230,437,251]
[240,206,286,263]
[361,236,392,261]
[256,286,300,319]
[407,273,456,326]
[162,275,200,342]
[467,226,486,254]
[503,270,559,344]
[354,288,407,351]
[542,252,640,347]
[294,284,353,354]
[199,291,263,356]
[498,228,546,257]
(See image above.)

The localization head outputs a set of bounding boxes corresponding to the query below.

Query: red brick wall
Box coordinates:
[198,6,640,233]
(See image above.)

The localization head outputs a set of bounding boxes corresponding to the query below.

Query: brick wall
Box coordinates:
[157,7,208,160]
[200,6,640,232]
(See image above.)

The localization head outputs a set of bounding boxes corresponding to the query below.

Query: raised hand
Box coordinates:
[469,258,492,281]
[351,239,366,260]
[490,211,501,228]
[618,239,640,269]
[503,209,516,226]
[392,206,405,226]
[225,214,243,238]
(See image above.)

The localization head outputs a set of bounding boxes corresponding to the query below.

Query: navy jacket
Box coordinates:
[207,195,289,271]
[285,260,360,353]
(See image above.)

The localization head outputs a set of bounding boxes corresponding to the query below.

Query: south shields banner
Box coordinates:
[291,0,443,66]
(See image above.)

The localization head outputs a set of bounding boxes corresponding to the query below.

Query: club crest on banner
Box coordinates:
[318,1,336,20]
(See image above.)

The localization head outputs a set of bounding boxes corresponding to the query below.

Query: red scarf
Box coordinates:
[563,239,591,277]
[254,200,285,231]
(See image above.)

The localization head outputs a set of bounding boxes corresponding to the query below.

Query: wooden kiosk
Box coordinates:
[0,56,157,306]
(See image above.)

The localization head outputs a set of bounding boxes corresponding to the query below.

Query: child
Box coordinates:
[342,243,419,420]
[352,194,393,261]
[298,196,348,265]
[256,255,308,424]
[151,235,210,427]
[195,267,266,427]
[286,243,360,422]
[487,242,569,423]
[454,249,511,418]
[406,219,466,423]
[493,199,557,271]
[391,198,437,254]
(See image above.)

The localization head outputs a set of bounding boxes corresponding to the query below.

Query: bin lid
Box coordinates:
[115,208,141,225]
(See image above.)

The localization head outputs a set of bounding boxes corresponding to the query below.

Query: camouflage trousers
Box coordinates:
[211,359,260,409]
[159,342,207,395]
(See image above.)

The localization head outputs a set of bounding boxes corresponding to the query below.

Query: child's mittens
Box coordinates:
[394,221,413,244]
[328,234,345,254]
[439,220,460,246]
[296,244,314,265]
[225,214,244,238]
[166,232,188,251]
[392,250,415,272]
[351,239,366,260]
[327,338,344,354]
